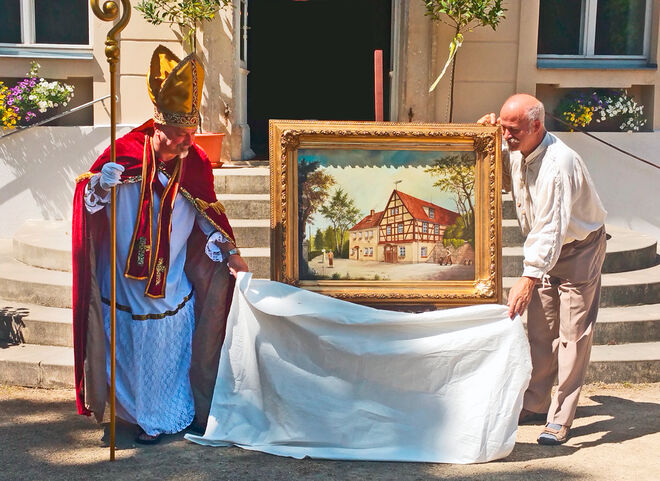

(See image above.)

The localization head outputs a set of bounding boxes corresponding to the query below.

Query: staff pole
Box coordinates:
[90,0,131,462]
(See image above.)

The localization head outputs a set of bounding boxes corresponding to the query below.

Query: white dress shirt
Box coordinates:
[508,132,607,279]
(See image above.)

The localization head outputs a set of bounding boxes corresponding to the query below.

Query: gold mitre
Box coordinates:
[147,45,204,128]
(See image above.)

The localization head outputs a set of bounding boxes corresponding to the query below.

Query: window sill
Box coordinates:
[0,46,93,60]
[537,58,657,70]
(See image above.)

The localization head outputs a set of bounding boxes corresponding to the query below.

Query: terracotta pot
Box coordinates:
[194,132,225,168]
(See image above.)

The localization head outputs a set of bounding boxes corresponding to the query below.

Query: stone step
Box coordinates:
[0,343,73,388]
[595,304,660,345]
[241,247,270,279]
[214,166,269,194]
[0,240,72,309]
[217,193,270,219]
[586,342,660,383]
[520,304,660,345]
[502,225,657,276]
[0,299,72,347]
[502,219,525,247]
[231,219,270,249]
[504,260,660,307]
[502,193,516,220]
[13,219,71,272]
[1,340,656,389]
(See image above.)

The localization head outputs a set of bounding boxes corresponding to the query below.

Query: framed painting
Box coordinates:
[269,120,502,307]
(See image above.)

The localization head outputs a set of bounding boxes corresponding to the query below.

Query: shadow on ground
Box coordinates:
[0,387,657,481]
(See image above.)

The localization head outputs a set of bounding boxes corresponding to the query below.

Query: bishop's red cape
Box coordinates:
[72,120,235,420]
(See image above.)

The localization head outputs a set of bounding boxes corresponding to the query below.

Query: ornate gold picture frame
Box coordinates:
[270,120,502,307]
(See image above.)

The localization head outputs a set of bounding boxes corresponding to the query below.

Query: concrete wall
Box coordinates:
[0,126,131,238]
[555,132,660,242]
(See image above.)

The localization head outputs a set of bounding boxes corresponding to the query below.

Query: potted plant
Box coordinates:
[554,89,647,132]
[0,62,75,131]
[135,0,232,167]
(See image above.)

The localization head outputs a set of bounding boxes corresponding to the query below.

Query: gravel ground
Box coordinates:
[1,383,658,481]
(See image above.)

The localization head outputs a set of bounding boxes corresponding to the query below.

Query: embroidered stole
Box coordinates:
[124,136,183,298]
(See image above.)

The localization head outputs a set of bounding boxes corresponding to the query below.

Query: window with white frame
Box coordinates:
[421,246,427,257]
[434,224,439,235]
[422,222,428,233]
[398,246,406,257]
[397,223,403,234]
[386,225,391,235]
[0,0,89,47]
[538,0,652,64]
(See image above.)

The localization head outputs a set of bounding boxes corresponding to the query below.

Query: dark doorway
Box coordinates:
[247,0,392,157]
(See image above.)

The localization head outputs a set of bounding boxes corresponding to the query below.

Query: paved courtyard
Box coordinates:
[1,382,658,480]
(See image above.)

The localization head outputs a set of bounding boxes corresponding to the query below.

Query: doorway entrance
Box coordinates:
[247,0,392,157]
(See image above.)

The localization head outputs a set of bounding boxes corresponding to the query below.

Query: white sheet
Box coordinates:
[186,273,532,463]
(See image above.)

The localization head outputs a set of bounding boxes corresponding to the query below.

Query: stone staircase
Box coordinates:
[502,194,660,384]
[0,167,271,388]
[1,181,658,388]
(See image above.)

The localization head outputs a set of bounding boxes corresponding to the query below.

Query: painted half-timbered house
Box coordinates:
[349,209,384,261]
[379,190,459,264]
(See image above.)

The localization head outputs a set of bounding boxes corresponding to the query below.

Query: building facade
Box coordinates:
[349,189,459,264]
[2,0,659,161]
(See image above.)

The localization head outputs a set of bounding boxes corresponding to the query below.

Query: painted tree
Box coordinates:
[423,0,506,121]
[425,152,475,244]
[319,188,361,256]
[299,159,336,242]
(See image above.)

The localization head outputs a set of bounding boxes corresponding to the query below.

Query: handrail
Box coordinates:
[0,95,112,140]
[546,112,660,171]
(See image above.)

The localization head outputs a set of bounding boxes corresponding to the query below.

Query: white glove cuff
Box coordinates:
[205,231,231,262]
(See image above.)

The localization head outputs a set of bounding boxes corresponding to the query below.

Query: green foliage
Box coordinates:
[319,188,361,255]
[299,159,336,241]
[423,0,506,31]
[425,153,475,240]
[443,213,474,247]
[135,0,232,52]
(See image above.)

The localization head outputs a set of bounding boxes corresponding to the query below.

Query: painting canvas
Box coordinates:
[270,120,502,307]
[298,149,476,282]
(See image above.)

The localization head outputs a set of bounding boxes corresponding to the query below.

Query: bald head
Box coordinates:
[499,94,546,155]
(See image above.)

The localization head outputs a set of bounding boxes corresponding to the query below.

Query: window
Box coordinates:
[421,246,427,257]
[538,0,652,66]
[422,222,428,233]
[434,224,439,235]
[397,223,403,234]
[386,225,391,235]
[0,0,89,49]
[398,246,406,257]
[429,208,434,219]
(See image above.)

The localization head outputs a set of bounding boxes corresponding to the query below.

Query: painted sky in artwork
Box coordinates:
[299,149,476,233]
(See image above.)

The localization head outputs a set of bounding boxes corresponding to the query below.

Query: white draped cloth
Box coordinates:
[187,273,532,463]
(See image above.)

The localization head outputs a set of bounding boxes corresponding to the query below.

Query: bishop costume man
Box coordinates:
[72,46,247,443]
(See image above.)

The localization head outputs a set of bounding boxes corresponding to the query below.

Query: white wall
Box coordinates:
[0,126,131,237]
[1,127,659,243]
[554,132,660,243]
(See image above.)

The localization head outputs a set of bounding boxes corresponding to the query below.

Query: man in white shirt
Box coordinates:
[479,94,607,445]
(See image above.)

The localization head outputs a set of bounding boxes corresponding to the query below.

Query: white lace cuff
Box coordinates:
[205,231,231,262]
[84,174,110,213]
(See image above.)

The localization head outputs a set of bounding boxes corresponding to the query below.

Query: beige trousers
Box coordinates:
[523,226,607,427]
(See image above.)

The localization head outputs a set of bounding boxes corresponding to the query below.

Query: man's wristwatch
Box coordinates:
[227,247,240,256]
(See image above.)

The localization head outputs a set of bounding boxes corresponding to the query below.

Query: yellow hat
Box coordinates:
[147,45,204,128]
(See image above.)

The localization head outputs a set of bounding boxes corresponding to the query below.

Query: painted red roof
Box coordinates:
[394,190,459,225]
[350,210,384,231]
